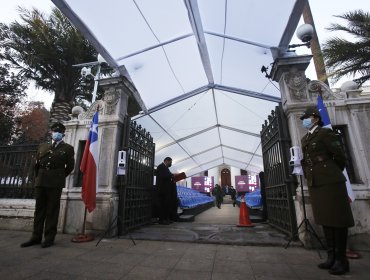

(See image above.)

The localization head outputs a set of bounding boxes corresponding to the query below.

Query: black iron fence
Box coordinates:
[260,105,297,237]
[0,144,38,198]
[118,120,155,234]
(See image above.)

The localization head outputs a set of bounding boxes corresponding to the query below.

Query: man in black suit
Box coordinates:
[21,122,75,248]
[156,157,174,224]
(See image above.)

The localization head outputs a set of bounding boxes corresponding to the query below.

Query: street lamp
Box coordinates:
[288,24,314,49]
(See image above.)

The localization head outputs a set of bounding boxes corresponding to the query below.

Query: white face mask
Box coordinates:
[302,118,313,129]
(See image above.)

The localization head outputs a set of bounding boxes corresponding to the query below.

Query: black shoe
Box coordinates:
[329,260,349,275]
[20,239,41,248]
[318,259,335,269]
[41,241,54,248]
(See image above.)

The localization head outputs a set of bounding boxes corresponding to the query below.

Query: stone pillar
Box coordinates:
[270,54,313,147]
[270,54,320,246]
[271,54,370,248]
[208,167,220,186]
[230,166,240,186]
[59,76,140,236]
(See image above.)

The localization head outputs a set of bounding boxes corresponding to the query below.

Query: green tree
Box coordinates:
[0,7,97,123]
[0,63,28,145]
[322,10,370,86]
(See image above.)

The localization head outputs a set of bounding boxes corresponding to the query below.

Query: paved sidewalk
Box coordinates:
[0,229,369,280]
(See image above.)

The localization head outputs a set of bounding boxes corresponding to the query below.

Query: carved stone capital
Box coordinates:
[284,71,308,101]
[307,80,345,100]
[79,100,104,120]
[103,87,121,115]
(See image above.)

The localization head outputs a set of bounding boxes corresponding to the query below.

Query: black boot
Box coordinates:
[318,226,335,269]
[318,249,335,269]
[329,259,349,275]
[329,227,349,275]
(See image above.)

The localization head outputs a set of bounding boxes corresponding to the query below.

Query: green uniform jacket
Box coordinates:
[34,142,75,188]
[301,126,354,227]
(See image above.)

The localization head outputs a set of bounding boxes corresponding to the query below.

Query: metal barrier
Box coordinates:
[0,144,38,198]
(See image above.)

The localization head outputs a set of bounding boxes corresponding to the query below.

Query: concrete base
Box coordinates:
[349,233,370,252]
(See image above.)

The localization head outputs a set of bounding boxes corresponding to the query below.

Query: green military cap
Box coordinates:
[300,107,322,120]
[51,122,66,133]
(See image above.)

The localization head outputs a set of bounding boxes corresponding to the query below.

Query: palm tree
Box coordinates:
[322,10,370,86]
[0,7,97,123]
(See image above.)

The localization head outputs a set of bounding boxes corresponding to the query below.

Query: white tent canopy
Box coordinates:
[52,0,308,176]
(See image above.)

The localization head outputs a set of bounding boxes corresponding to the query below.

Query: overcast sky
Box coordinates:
[1,0,369,109]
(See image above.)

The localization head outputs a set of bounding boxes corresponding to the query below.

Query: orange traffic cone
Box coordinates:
[237,195,254,227]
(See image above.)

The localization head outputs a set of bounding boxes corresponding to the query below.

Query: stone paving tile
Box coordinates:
[139,254,182,269]
[167,270,212,280]
[81,261,132,280]
[27,272,82,280]
[0,229,368,280]
[214,248,248,262]
[251,262,299,279]
[122,266,170,280]
[104,251,150,267]
[212,258,252,274]
[174,256,215,272]
[212,272,254,280]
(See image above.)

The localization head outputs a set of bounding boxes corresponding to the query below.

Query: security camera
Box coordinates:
[296,24,313,43]
[80,67,91,78]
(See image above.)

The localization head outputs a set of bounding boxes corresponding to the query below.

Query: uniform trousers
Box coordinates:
[32,187,63,242]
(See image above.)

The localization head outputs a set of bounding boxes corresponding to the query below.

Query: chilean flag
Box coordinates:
[81,111,99,212]
[317,95,355,202]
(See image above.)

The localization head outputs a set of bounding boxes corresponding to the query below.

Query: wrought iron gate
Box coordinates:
[260,104,297,237]
[118,120,155,234]
[0,144,38,198]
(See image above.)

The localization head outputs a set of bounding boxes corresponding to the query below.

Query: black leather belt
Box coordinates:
[305,155,330,166]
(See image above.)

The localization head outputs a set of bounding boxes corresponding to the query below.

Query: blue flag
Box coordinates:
[317,94,331,128]
[316,95,355,202]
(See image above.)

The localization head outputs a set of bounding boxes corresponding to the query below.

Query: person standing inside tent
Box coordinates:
[229,186,237,207]
[300,107,354,275]
[156,157,174,225]
[213,184,223,209]
[21,122,75,248]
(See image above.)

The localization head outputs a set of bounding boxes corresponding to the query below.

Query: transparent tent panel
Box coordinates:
[219,128,261,155]
[154,144,189,167]
[187,158,225,178]
[149,89,216,139]
[64,0,192,59]
[214,90,278,134]
[205,34,281,94]
[192,147,223,165]
[122,36,208,108]
[180,128,221,155]
[198,0,296,47]
[222,146,256,165]
[133,115,174,149]
[54,0,304,175]
[171,157,200,175]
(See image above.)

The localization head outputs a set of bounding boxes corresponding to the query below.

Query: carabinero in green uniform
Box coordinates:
[300,107,354,275]
[21,122,75,248]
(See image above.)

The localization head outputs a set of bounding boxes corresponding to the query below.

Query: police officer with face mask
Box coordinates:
[21,122,75,248]
[300,107,354,275]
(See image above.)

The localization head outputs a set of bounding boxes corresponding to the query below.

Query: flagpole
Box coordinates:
[82,207,87,235]
[72,108,100,243]
[71,207,94,243]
